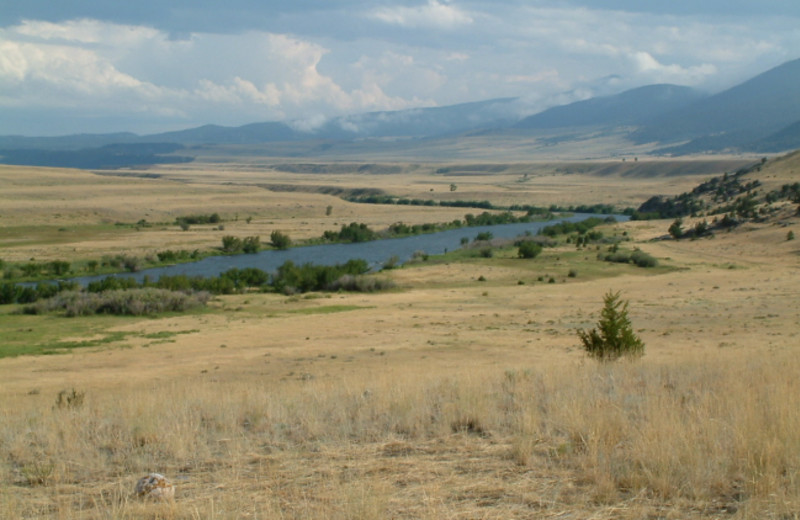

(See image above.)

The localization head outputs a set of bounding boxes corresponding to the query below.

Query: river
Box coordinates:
[62,213,625,286]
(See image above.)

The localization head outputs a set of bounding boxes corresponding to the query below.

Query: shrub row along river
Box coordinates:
[65,213,625,287]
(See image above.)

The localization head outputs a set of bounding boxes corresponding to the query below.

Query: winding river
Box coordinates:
[64,213,626,286]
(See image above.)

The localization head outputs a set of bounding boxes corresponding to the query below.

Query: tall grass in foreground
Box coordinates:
[2,352,799,518]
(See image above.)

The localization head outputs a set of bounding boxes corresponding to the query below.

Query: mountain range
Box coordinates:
[1,58,799,166]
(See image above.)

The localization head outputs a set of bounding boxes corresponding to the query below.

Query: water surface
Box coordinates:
[66,213,624,286]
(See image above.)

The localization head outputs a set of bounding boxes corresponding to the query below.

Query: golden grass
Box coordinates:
[3,351,800,518]
[1,152,799,518]
[2,228,799,518]
[0,156,752,262]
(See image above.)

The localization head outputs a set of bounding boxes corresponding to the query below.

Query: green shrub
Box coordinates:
[328,275,395,292]
[518,241,543,259]
[272,259,370,294]
[604,251,631,264]
[121,255,140,272]
[323,222,377,243]
[578,291,644,361]
[21,263,42,277]
[603,249,658,268]
[630,249,658,268]
[222,235,243,253]
[0,281,77,305]
[411,250,428,261]
[176,213,221,226]
[692,220,710,237]
[25,288,210,317]
[668,218,684,239]
[540,217,607,238]
[242,236,261,254]
[382,256,399,270]
[48,260,71,276]
[270,231,291,250]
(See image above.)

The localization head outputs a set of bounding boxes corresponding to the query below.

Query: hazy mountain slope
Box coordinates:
[147,122,301,144]
[318,98,520,139]
[2,59,800,160]
[0,133,140,151]
[751,120,800,153]
[632,58,800,149]
[0,98,521,151]
[0,143,192,169]
[514,84,705,130]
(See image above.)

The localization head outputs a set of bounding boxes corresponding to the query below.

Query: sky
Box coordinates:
[1,0,799,136]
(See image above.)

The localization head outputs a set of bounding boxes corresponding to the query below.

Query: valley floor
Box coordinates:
[1,159,799,518]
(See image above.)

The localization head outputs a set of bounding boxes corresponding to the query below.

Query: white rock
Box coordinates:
[135,473,175,500]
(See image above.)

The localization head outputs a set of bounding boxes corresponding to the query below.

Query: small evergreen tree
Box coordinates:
[578,291,644,361]
[668,218,683,239]
[692,220,709,237]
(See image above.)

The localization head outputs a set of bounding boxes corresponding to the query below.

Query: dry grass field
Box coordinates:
[0,156,754,263]
[1,152,799,518]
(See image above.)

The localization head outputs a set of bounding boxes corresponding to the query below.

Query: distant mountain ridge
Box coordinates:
[514,84,706,130]
[0,98,522,151]
[317,98,520,139]
[633,58,800,153]
[1,58,799,164]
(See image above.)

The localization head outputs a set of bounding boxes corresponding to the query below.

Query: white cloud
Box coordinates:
[289,113,328,133]
[0,20,439,129]
[350,50,447,104]
[631,51,717,85]
[14,18,161,46]
[1,2,798,135]
[0,40,29,82]
[370,0,473,29]
[505,69,561,85]
[195,78,282,107]
[0,39,152,95]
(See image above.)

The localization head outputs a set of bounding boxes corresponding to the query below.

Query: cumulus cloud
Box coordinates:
[370,0,474,29]
[0,19,442,131]
[0,1,798,134]
[0,37,161,102]
[194,78,281,107]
